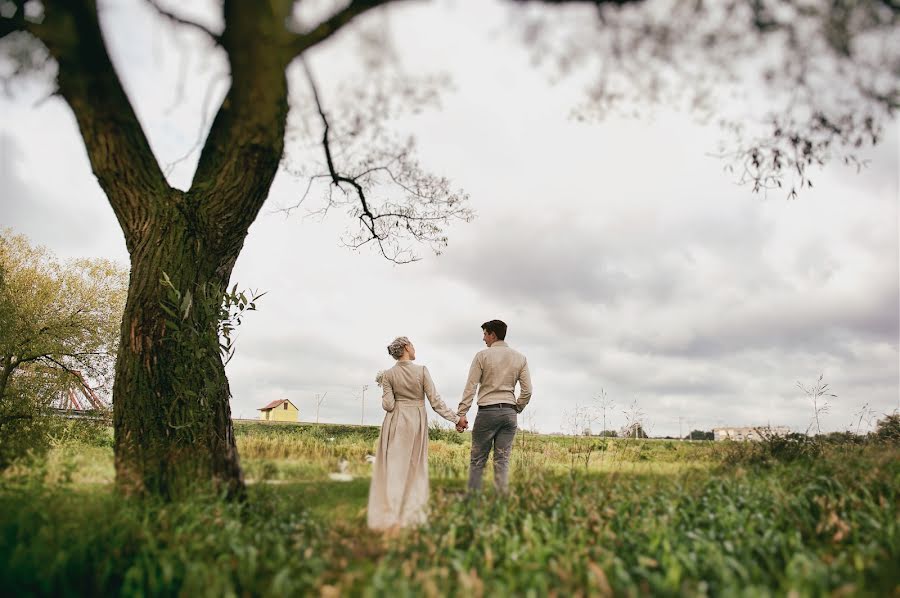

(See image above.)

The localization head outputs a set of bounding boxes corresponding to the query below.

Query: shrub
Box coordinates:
[872,413,900,444]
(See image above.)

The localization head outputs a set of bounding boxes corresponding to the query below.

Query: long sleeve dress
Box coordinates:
[367,361,460,530]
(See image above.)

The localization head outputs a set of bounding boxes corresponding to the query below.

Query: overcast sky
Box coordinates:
[2,0,898,435]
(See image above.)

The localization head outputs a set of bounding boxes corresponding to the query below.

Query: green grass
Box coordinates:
[1,422,897,596]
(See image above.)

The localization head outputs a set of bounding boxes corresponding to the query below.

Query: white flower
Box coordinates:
[375,370,385,386]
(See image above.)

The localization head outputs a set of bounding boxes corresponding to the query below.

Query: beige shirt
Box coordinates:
[457,341,532,417]
[382,361,460,424]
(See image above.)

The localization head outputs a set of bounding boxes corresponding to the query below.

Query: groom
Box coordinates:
[456,319,532,494]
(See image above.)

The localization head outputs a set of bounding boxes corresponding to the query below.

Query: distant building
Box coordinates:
[258,399,299,422]
[713,426,791,441]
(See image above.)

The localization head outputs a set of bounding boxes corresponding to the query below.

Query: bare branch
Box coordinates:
[513,0,899,198]
[291,0,398,56]
[302,58,401,262]
[24,2,172,250]
[144,0,223,45]
[297,58,473,263]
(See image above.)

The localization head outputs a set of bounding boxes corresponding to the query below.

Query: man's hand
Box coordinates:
[456,415,468,432]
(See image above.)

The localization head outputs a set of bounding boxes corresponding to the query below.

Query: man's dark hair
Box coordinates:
[481,319,507,341]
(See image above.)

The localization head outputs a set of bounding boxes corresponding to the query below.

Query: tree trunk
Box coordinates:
[0,360,14,402]
[30,0,292,498]
[113,200,246,499]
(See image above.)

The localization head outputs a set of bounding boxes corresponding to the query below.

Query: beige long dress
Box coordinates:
[367,361,460,530]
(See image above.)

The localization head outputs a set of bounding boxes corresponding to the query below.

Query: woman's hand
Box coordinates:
[456,415,468,432]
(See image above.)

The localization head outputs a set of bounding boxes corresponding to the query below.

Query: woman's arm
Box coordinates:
[423,366,460,425]
[382,372,396,412]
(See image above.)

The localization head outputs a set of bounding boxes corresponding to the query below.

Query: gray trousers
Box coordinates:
[468,406,518,493]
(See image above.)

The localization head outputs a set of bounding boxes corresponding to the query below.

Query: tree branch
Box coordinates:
[291,0,398,56]
[190,1,293,259]
[301,59,407,263]
[33,1,171,251]
[297,59,473,263]
[144,0,222,46]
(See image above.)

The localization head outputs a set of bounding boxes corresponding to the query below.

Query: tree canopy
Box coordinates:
[0,230,127,466]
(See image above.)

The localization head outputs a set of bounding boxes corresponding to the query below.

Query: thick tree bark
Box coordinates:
[113,199,246,498]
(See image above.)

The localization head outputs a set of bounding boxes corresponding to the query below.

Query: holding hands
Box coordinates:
[456,415,468,433]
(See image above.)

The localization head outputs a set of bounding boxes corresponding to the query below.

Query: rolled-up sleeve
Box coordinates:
[514,358,532,413]
[381,373,395,412]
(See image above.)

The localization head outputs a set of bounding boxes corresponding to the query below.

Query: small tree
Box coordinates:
[687,430,714,441]
[0,230,127,468]
[872,413,900,444]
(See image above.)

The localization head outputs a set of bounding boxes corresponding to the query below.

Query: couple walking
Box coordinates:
[367,319,533,531]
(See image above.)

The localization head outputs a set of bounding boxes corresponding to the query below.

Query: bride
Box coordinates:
[367,336,463,530]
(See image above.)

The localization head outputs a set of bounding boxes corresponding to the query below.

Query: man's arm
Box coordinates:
[456,353,482,419]
[514,358,532,413]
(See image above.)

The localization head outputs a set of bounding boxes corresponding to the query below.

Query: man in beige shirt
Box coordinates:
[456,319,532,493]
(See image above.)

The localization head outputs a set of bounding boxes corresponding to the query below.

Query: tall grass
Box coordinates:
[1,422,897,596]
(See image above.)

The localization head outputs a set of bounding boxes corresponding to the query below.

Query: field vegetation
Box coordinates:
[1,417,897,596]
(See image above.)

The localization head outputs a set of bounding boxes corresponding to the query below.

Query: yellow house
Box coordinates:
[258,399,299,422]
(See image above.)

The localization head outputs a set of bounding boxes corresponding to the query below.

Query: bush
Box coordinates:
[0,394,55,470]
[872,413,900,444]
[50,417,113,448]
[720,432,823,466]
[428,422,465,444]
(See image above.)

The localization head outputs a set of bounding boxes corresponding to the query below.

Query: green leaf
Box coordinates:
[180,290,193,321]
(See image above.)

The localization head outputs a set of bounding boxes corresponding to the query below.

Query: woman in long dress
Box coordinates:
[367,336,461,530]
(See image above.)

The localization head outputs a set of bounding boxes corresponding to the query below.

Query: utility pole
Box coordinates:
[361,385,368,425]
[315,392,328,425]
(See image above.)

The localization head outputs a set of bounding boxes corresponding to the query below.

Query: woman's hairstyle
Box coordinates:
[386,336,411,360]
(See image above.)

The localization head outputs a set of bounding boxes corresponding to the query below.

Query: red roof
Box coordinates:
[258,399,297,411]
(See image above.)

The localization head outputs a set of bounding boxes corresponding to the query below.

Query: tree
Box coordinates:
[1,0,896,497]
[872,412,900,443]
[687,430,714,441]
[0,230,127,468]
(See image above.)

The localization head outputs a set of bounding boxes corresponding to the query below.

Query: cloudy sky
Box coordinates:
[2,0,897,435]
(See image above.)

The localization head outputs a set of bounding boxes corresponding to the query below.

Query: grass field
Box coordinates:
[1,420,897,596]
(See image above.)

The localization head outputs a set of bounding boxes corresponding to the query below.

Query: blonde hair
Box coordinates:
[386,336,410,360]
